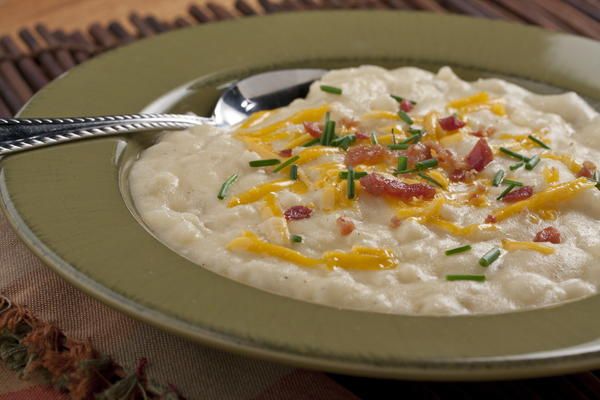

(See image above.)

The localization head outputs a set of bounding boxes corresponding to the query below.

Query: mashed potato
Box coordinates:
[129,66,600,315]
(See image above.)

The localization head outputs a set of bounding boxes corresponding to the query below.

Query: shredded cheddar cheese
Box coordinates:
[323,246,397,270]
[502,239,555,255]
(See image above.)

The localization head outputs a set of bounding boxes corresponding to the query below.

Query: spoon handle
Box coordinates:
[0,114,212,155]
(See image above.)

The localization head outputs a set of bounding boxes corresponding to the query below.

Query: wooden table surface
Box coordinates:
[0,0,239,36]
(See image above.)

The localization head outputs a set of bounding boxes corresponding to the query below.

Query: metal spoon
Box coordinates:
[0,68,326,155]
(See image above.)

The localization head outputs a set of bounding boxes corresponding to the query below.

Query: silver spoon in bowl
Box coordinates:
[0,68,326,155]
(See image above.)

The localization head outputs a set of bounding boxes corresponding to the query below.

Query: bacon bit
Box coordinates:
[345,144,390,166]
[389,216,402,229]
[406,142,432,166]
[340,117,360,129]
[465,138,494,172]
[360,173,436,201]
[400,99,414,112]
[336,216,355,236]
[438,114,466,131]
[425,141,465,172]
[485,214,497,224]
[470,127,495,138]
[534,226,561,244]
[303,121,322,138]
[355,131,369,140]
[449,169,477,183]
[576,161,597,179]
[502,186,534,203]
[284,205,313,221]
[279,149,293,157]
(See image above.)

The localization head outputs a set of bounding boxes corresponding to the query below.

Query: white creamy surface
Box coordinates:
[129,66,600,315]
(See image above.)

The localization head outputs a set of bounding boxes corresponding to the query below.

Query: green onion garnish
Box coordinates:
[401,132,422,145]
[290,165,298,180]
[388,143,409,150]
[291,235,303,243]
[525,154,541,170]
[479,247,501,267]
[416,158,438,170]
[249,159,280,167]
[527,135,551,149]
[509,162,524,171]
[320,85,342,95]
[217,174,239,200]
[397,155,408,172]
[347,167,356,199]
[446,274,486,282]
[398,110,413,125]
[499,147,528,161]
[496,183,517,200]
[302,137,320,147]
[418,172,444,188]
[339,171,368,179]
[330,134,356,150]
[273,155,300,173]
[370,131,379,145]
[391,128,397,144]
[445,244,472,256]
[390,94,416,104]
[320,112,331,146]
[492,170,505,187]
[321,120,336,146]
[502,179,523,187]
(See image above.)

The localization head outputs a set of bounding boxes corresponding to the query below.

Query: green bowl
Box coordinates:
[2,11,600,380]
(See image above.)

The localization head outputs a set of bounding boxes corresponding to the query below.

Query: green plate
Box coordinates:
[2,11,600,380]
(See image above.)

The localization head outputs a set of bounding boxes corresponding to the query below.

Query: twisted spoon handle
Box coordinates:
[0,114,212,155]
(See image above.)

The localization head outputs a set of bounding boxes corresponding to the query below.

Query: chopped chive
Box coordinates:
[418,172,444,188]
[249,159,280,167]
[320,112,331,145]
[397,155,408,172]
[273,155,300,172]
[479,247,501,267]
[331,134,355,150]
[320,85,342,95]
[347,167,356,199]
[339,171,368,179]
[396,168,417,175]
[388,143,409,150]
[416,158,438,170]
[401,132,422,145]
[509,162,524,171]
[370,131,379,145]
[291,234,303,243]
[217,174,239,200]
[502,179,523,186]
[499,147,528,161]
[528,135,551,150]
[525,154,541,170]
[446,274,486,282]
[321,120,336,146]
[391,128,397,144]
[290,165,298,180]
[397,110,413,125]
[492,170,505,187]
[496,183,517,200]
[302,137,320,147]
[390,94,416,104]
[593,170,600,190]
[445,244,472,256]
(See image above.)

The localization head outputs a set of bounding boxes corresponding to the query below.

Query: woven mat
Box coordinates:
[1,1,600,399]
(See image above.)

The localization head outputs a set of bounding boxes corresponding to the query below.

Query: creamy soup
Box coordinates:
[129,66,600,315]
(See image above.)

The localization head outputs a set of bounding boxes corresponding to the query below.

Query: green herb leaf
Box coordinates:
[499,147,528,161]
[217,174,239,200]
[446,274,486,282]
[479,247,501,267]
[502,179,523,186]
[445,244,472,256]
[339,171,368,179]
[416,158,438,170]
[320,85,343,95]
[291,235,303,243]
[527,135,551,149]
[492,170,505,187]
[509,162,524,171]
[397,110,413,125]
[496,183,517,200]
[249,159,280,167]
[347,167,356,199]
[388,143,409,150]
[302,137,321,147]
[525,154,541,170]
[397,155,408,172]
[290,165,298,180]
[272,155,300,172]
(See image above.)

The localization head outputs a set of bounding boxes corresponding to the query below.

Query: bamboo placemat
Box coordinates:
[1,1,600,399]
